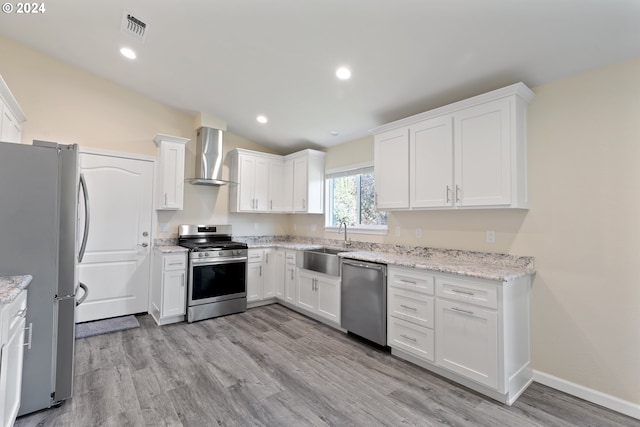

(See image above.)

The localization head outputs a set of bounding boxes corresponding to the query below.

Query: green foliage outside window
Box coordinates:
[328,172,387,227]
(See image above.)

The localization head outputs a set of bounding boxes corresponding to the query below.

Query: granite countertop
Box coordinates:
[154,245,189,254]
[338,251,534,282]
[246,240,534,282]
[0,275,32,304]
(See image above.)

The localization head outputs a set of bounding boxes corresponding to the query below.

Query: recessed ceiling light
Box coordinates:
[256,115,268,124]
[329,130,339,136]
[120,47,136,59]
[336,67,351,80]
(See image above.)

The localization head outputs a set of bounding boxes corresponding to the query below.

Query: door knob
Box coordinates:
[142,231,149,237]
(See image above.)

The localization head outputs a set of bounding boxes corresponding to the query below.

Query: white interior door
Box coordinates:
[76,152,154,323]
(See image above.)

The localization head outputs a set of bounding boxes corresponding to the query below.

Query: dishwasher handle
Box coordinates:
[342,258,387,273]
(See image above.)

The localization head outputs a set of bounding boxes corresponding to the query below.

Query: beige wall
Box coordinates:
[0,36,290,238]
[294,58,640,404]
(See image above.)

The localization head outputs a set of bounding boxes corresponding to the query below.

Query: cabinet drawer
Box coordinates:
[388,316,434,362]
[388,266,434,294]
[388,287,433,328]
[248,250,264,263]
[436,276,497,309]
[285,251,297,265]
[3,290,27,334]
[163,254,186,271]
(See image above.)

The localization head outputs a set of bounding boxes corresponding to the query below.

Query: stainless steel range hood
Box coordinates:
[189,126,232,186]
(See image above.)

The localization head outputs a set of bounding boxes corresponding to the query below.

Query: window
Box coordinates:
[325,164,387,232]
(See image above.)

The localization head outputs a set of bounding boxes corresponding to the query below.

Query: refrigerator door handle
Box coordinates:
[78,173,90,263]
[76,282,89,307]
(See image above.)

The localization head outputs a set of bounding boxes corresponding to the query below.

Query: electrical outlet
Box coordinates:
[311,224,317,232]
[486,230,496,243]
[159,222,169,233]
[293,224,297,231]
[395,226,401,237]
[416,228,422,239]
[254,223,259,231]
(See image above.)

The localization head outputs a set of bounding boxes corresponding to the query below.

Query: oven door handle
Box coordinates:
[191,256,248,266]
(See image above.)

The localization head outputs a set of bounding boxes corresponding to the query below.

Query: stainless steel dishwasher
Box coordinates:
[341,258,387,346]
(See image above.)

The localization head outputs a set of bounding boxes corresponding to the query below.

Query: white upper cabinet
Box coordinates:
[230,149,275,213]
[0,75,26,144]
[374,128,409,210]
[231,148,325,214]
[410,116,454,208]
[372,82,534,210]
[154,134,189,210]
[287,149,325,214]
[268,159,285,212]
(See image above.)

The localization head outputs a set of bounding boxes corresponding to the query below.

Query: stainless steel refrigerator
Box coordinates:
[0,140,90,416]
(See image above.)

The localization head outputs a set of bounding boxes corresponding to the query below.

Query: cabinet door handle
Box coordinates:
[451,307,475,316]
[270,200,273,210]
[302,198,306,209]
[455,185,461,203]
[451,289,475,296]
[446,186,451,204]
[400,304,417,311]
[24,322,33,350]
[290,269,294,280]
[265,253,269,264]
[164,193,168,206]
[181,273,185,287]
[259,266,262,277]
[400,279,416,285]
[400,334,417,342]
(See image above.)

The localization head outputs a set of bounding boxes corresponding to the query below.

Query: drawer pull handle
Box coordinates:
[400,279,417,285]
[168,262,183,266]
[451,307,475,316]
[400,334,417,342]
[24,322,33,350]
[400,304,417,311]
[451,289,475,296]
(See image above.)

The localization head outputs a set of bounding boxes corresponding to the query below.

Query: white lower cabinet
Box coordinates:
[284,251,297,304]
[387,266,435,362]
[296,270,340,324]
[247,249,277,304]
[150,249,187,325]
[274,249,286,300]
[387,265,532,405]
[0,289,27,427]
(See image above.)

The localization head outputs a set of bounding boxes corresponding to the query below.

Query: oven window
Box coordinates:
[192,261,246,301]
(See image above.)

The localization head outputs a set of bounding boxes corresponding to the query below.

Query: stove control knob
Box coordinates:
[198,253,204,258]
[204,252,209,257]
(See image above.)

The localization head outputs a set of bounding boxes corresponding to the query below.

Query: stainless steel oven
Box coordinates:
[179,225,248,322]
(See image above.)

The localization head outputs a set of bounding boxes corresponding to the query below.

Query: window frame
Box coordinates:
[324,162,388,236]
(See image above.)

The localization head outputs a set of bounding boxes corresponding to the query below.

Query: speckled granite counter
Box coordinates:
[0,275,32,304]
[154,245,188,254]
[240,237,534,282]
[338,251,533,282]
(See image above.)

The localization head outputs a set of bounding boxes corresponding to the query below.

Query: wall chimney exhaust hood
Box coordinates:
[189,126,233,186]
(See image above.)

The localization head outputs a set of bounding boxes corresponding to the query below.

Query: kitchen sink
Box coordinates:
[299,247,351,276]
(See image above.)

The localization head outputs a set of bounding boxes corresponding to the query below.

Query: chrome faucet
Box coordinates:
[338,221,350,247]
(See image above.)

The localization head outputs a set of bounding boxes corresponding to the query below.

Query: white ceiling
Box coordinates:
[1,0,639,153]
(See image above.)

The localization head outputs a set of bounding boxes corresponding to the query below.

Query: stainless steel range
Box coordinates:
[178,225,248,322]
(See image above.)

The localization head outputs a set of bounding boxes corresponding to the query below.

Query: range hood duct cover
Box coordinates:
[189,127,232,186]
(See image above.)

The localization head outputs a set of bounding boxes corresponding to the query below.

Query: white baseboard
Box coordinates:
[533,370,640,420]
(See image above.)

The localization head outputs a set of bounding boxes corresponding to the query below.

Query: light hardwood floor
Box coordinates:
[16,304,639,426]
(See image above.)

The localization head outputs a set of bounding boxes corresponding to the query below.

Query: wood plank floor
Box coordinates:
[16,304,639,427]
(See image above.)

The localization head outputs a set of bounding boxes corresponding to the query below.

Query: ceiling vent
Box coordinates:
[120,11,149,42]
